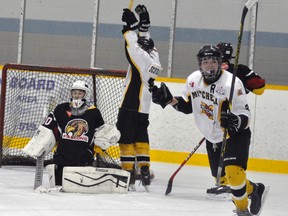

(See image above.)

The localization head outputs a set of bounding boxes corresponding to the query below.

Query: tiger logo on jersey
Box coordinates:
[63,119,89,142]
[200,101,214,120]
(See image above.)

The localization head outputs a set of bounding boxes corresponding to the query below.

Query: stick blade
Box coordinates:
[165,179,173,195]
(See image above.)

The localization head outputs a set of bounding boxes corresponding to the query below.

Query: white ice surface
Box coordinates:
[0,162,287,216]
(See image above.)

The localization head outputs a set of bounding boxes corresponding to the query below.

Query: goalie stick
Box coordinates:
[34,97,56,189]
[34,152,45,189]
[165,137,205,195]
[216,0,259,186]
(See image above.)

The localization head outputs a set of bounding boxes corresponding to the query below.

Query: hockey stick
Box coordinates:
[216,0,259,186]
[34,152,45,189]
[128,0,134,10]
[165,137,205,195]
[34,97,56,189]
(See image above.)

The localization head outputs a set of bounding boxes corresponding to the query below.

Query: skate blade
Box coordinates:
[206,193,232,201]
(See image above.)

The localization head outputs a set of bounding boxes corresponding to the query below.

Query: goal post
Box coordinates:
[0,63,126,167]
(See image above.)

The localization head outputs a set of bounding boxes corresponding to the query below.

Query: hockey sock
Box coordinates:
[225,165,248,211]
[214,176,229,185]
[246,180,254,195]
[119,143,136,171]
[135,142,150,168]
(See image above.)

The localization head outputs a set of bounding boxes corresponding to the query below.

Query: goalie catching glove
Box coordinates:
[151,82,173,108]
[94,124,121,150]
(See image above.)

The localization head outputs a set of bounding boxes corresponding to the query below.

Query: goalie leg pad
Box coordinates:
[62,166,130,194]
[46,164,56,187]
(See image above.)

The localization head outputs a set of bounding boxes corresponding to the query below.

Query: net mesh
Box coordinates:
[0,64,126,167]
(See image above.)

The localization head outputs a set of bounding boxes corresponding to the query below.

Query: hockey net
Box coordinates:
[0,63,126,168]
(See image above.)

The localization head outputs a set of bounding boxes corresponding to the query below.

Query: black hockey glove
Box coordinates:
[135,5,150,32]
[151,82,173,108]
[220,112,248,136]
[121,8,138,34]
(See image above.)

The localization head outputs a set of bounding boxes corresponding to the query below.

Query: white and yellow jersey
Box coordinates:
[182,70,250,143]
[120,30,162,114]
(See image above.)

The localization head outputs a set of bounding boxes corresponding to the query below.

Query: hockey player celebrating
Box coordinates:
[152,45,269,215]
[117,5,162,191]
[23,80,127,193]
[217,42,265,95]
[206,42,266,199]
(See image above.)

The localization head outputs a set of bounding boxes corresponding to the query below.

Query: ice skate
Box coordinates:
[140,166,150,192]
[128,170,136,192]
[249,183,270,215]
[206,185,232,200]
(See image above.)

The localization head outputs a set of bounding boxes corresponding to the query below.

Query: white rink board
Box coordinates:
[149,81,288,161]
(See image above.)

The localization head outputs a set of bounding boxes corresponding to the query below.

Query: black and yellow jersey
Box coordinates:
[120,30,162,114]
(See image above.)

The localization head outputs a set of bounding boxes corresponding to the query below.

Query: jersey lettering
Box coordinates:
[148,65,161,76]
[44,117,53,125]
[191,90,218,105]
[210,84,216,94]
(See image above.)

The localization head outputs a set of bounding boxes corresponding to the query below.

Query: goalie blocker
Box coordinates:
[47,165,130,194]
[22,125,56,157]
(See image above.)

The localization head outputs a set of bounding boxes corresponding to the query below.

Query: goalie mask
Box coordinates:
[197,45,222,85]
[70,80,90,109]
[217,42,234,63]
[137,36,154,53]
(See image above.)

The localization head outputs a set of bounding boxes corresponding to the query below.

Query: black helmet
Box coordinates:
[197,45,222,84]
[216,42,234,62]
[137,36,154,53]
[197,45,222,60]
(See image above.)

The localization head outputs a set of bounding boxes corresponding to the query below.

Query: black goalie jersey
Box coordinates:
[43,102,104,166]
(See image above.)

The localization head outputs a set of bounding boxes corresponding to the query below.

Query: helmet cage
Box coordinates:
[198,56,222,84]
[70,80,91,108]
[197,45,222,84]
